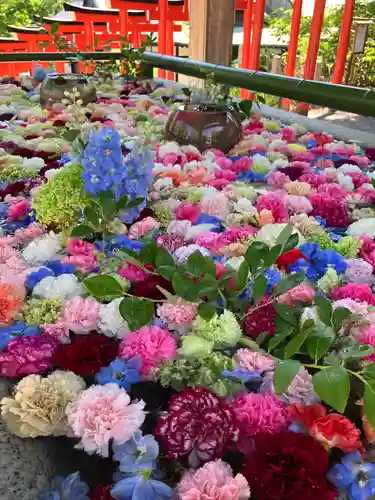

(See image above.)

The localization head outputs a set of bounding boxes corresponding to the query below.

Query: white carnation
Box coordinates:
[233,197,256,214]
[22,232,62,265]
[98,298,130,338]
[22,157,45,171]
[337,172,354,191]
[347,218,375,238]
[159,141,181,158]
[32,274,84,300]
[338,163,362,174]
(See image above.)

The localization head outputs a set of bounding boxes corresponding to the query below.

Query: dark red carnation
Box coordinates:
[276,249,307,271]
[89,485,114,500]
[0,181,26,199]
[130,275,174,301]
[155,387,238,464]
[243,431,336,500]
[243,300,277,339]
[53,333,118,377]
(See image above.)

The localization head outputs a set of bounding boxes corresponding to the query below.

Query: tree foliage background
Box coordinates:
[267,0,375,87]
[0,0,63,36]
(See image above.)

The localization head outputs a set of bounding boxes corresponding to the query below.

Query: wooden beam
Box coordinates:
[189,0,235,67]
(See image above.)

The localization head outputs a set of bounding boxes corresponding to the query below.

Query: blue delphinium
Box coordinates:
[327,451,375,500]
[37,472,89,500]
[222,368,262,384]
[110,472,172,500]
[0,322,40,350]
[264,268,281,294]
[113,431,159,474]
[95,357,141,389]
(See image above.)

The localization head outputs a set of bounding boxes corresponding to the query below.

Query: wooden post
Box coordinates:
[189,0,236,67]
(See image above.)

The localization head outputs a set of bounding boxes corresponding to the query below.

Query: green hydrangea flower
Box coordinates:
[308,229,334,250]
[191,310,242,348]
[32,163,90,230]
[23,298,62,325]
[317,268,340,293]
[333,236,361,258]
[154,203,173,228]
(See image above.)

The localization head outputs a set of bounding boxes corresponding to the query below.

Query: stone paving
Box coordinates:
[309,108,375,135]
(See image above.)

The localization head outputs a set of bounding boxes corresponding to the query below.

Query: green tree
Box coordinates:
[0,0,63,36]
[267,0,375,87]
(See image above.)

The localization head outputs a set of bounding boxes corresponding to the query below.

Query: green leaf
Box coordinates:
[155,247,175,268]
[341,344,375,362]
[84,275,123,299]
[274,303,298,326]
[284,319,315,359]
[262,244,282,267]
[98,191,116,219]
[364,380,375,431]
[256,330,270,346]
[273,360,301,395]
[332,307,351,333]
[268,317,294,351]
[275,273,305,295]
[363,364,375,381]
[315,296,333,327]
[186,251,215,277]
[117,195,129,211]
[283,233,300,253]
[275,224,293,247]
[245,241,269,271]
[139,243,158,265]
[50,22,59,34]
[197,275,218,296]
[313,367,350,413]
[119,297,154,330]
[235,261,249,289]
[126,196,144,209]
[306,326,335,362]
[71,224,93,238]
[155,265,175,280]
[61,129,80,142]
[238,99,253,117]
[252,275,267,302]
[84,207,100,229]
[198,302,217,320]
[172,271,199,302]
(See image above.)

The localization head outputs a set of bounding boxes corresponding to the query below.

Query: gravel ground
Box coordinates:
[309,108,375,135]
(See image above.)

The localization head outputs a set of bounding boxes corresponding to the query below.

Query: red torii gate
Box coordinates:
[0,38,29,77]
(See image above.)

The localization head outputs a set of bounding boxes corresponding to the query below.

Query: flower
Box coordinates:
[1,370,85,437]
[176,459,250,500]
[32,274,84,300]
[190,310,242,348]
[0,321,39,350]
[327,451,375,500]
[277,283,316,306]
[61,296,100,333]
[331,283,375,306]
[346,259,374,284]
[287,403,327,431]
[0,334,57,378]
[233,392,287,440]
[110,474,172,500]
[243,300,277,338]
[98,298,130,339]
[66,383,146,457]
[234,349,276,373]
[155,387,237,466]
[156,300,197,330]
[37,472,90,500]
[260,368,320,406]
[95,358,141,389]
[113,430,159,473]
[41,322,71,344]
[243,431,335,500]
[310,414,362,453]
[53,333,118,377]
[119,326,177,375]
[22,231,62,264]
[0,282,24,325]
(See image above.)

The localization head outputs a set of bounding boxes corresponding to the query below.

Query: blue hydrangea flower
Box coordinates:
[95,357,141,389]
[37,472,89,500]
[111,473,172,500]
[222,368,262,384]
[264,268,281,294]
[113,431,159,474]
[45,260,76,275]
[290,242,347,279]
[194,213,223,232]
[327,451,375,500]
[237,171,267,183]
[95,235,146,254]
[0,322,40,350]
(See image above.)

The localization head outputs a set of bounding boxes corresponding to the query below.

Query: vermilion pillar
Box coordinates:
[248,0,266,70]
[158,0,168,78]
[303,0,327,80]
[240,0,254,99]
[332,0,355,84]
[282,0,303,109]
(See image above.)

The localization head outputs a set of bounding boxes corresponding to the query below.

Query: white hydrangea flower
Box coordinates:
[227,256,245,271]
[338,163,362,174]
[252,154,273,171]
[347,219,375,238]
[32,274,84,301]
[22,157,45,171]
[173,244,210,264]
[337,172,355,191]
[159,141,181,158]
[256,223,305,247]
[167,220,192,236]
[22,232,62,265]
[98,298,130,339]
[233,197,256,214]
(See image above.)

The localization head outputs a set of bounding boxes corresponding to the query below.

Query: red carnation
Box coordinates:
[243,431,336,500]
[287,403,326,430]
[276,249,307,271]
[53,333,118,377]
[310,414,362,453]
[243,300,277,339]
[89,485,114,500]
[130,275,174,301]
[155,387,238,465]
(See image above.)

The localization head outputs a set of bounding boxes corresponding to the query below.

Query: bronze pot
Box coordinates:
[164,103,243,153]
[40,73,96,108]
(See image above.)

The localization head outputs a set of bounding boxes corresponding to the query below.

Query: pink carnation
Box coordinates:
[256,194,288,223]
[281,127,297,142]
[176,459,250,500]
[309,194,350,227]
[41,322,71,344]
[357,326,375,362]
[118,262,150,282]
[157,300,197,328]
[214,169,236,182]
[64,238,98,272]
[200,193,231,219]
[66,383,145,457]
[215,156,233,169]
[360,236,375,270]
[317,183,349,200]
[61,296,100,333]
[233,392,287,440]
[285,195,313,214]
[0,334,57,378]
[7,200,31,221]
[175,203,201,224]
[128,217,160,239]
[267,170,290,186]
[234,349,276,373]
[119,326,177,374]
[278,283,316,306]
[13,222,45,245]
[331,284,375,306]
[231,157,252,173]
